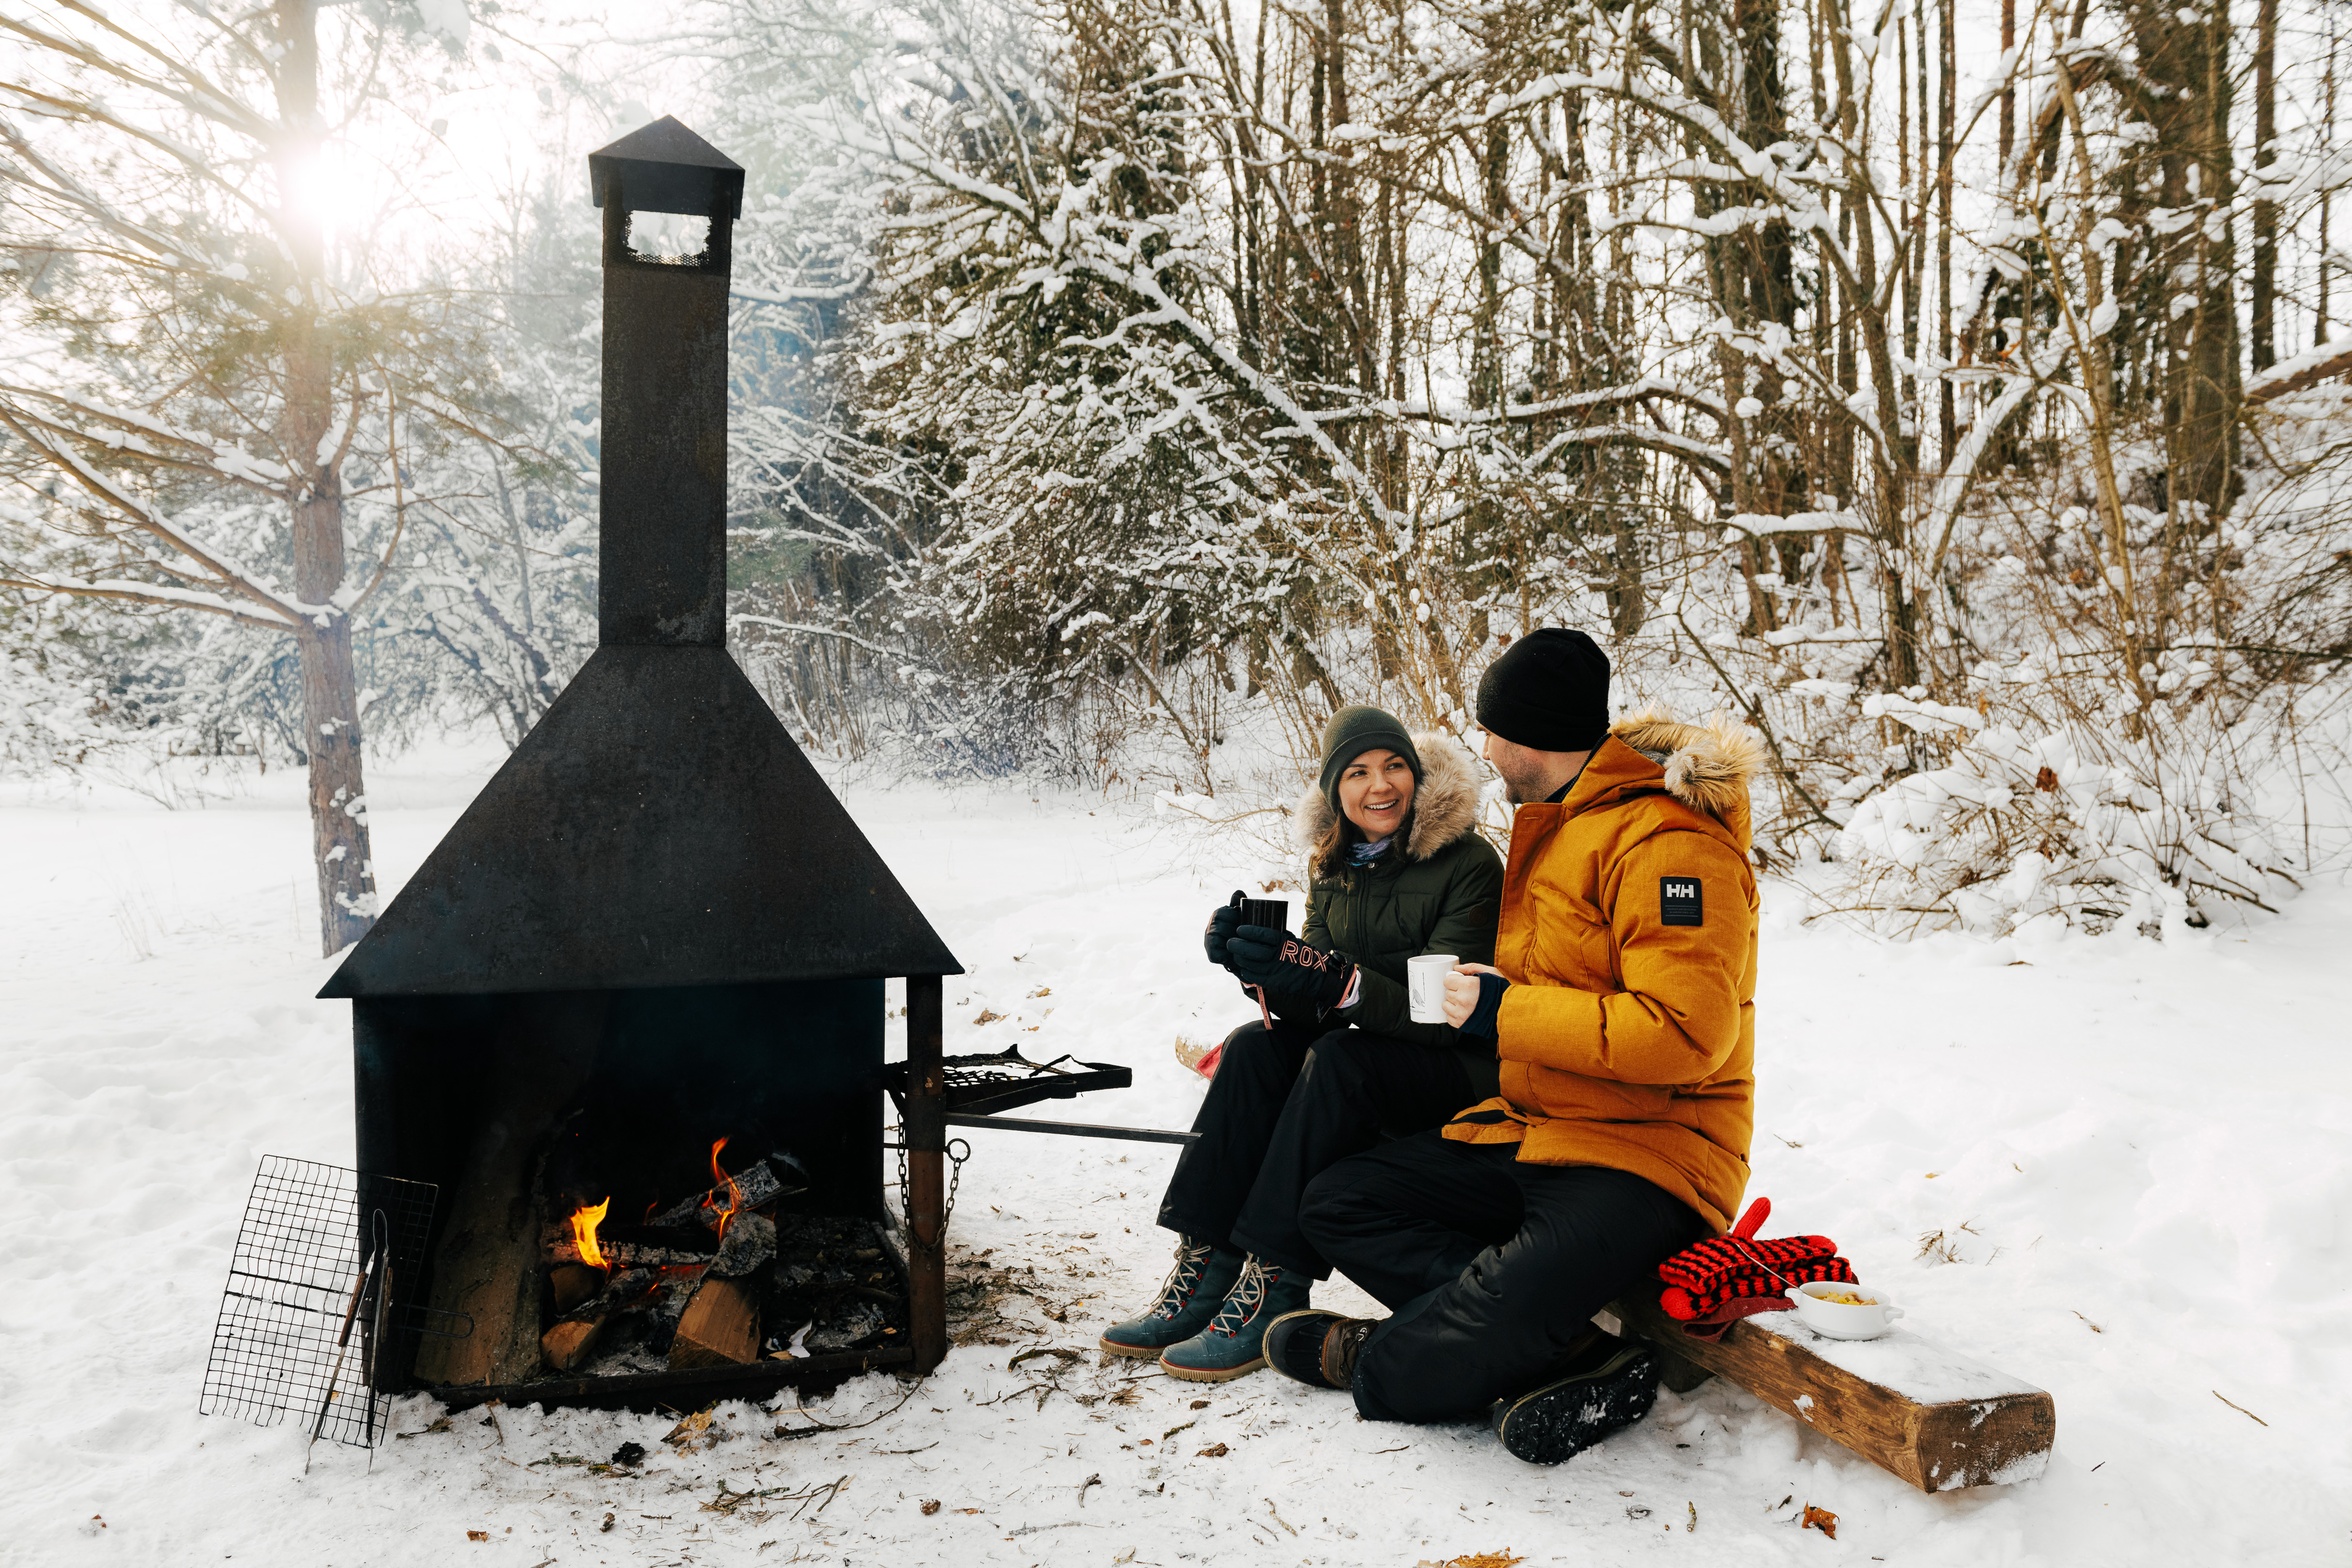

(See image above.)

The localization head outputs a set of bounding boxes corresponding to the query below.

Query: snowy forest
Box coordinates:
[5,0,2352,951]
[7,5,2352,1560]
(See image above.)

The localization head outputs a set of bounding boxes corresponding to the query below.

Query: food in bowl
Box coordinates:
[1792,1280,1904,1339]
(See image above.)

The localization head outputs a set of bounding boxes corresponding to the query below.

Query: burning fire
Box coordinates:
[570,1195,612,1272]
[708,1137,742,1244]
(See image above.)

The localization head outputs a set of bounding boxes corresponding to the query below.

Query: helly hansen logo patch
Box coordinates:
[1661,877,1704,926]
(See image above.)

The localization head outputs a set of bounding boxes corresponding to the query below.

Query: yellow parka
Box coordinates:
[1441,711,1765,1232]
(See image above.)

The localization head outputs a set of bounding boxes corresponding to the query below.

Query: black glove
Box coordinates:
[1226,924,1355,1010]
[1203,892,1244,970]
[1456,972,1510,1038]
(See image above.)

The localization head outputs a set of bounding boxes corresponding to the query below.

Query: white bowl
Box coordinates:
[1792,1280,1903,1340]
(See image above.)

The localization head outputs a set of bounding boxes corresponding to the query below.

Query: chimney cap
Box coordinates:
[590,115,745,219]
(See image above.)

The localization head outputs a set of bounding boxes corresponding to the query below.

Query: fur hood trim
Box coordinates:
[1610,708,1768,821]
[1294,730,1484,875]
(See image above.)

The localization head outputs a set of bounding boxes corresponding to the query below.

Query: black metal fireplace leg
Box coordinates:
[905,974,947,1372]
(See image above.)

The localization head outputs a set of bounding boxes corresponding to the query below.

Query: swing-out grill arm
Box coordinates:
[942,1112,1199,1145]
[884,1046,1196,1144]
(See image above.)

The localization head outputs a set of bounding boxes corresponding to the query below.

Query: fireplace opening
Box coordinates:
[350,978,929,1410]
[538,1149,908,1380]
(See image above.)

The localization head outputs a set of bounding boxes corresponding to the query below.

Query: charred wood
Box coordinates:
[648,1156,806,1231]
[541,1267,657,1373]
[544,1238,715,1269]
[549,1264,604,1315]
[709,1211,776,1278]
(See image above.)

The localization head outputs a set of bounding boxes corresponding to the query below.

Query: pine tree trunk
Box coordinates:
[277,0,378,954]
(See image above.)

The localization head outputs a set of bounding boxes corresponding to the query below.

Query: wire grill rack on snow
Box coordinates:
[200,1156,437,1449]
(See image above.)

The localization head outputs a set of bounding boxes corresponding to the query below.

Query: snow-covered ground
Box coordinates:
[2,742,2347,1566]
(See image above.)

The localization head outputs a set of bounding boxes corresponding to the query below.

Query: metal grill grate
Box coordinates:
[921,1047,1134,1115]
[200,1156,436,1449]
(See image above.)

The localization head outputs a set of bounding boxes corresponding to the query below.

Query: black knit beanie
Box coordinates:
[1317,705,1422,814]
[1476,628,1611,751]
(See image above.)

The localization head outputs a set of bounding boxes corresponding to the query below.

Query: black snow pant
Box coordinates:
[1154,1018,1481,1279]
[1299,1131,1706,1424]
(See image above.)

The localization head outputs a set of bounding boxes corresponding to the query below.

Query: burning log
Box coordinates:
[669,1277,760,1369]
[540,1267,657,1373]
[549,1264,603,1315]
[709,1211,775,1277]
[648,1151,805,1231]
[533,1152,811,1378]
[545,1238,713,1269]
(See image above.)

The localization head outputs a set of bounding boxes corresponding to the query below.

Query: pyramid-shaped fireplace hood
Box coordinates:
[316,643,960,996]
[321,118,959,998]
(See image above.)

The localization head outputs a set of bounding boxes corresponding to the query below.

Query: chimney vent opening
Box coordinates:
[625,211,712,266]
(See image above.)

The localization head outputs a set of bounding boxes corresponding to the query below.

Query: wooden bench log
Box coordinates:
[1601,1294,2055,1493]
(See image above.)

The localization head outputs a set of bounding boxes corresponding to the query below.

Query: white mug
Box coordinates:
[1407,954,1460,1024]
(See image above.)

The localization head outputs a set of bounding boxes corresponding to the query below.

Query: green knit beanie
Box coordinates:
[1317,705,1422,815]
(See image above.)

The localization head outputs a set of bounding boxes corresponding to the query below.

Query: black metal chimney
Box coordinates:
[318,116,960,995]
[590,117,742,648]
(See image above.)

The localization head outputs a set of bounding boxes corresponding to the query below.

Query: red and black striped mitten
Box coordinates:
[1656,1196,1859,1321]
[1662,1256,1858,1319]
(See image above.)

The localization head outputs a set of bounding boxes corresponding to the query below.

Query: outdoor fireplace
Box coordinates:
[316,118,967,1413]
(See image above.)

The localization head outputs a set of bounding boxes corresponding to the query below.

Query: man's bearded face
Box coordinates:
[1483,732,1551,804]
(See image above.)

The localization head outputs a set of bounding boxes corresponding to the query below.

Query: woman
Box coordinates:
[1101,705,1504,1380]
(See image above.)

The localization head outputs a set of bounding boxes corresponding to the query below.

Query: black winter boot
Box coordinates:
[1263,1309,1374,1391]
[1490,1336,1661,1465]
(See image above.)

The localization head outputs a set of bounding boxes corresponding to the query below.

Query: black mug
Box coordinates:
[1234,896,1289,934]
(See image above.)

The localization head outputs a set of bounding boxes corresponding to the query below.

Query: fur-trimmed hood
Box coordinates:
[1295,729,1484,877]
[1608,708,1768,823]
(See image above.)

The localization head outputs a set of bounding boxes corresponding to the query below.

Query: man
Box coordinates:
[1260,627,1765,1465]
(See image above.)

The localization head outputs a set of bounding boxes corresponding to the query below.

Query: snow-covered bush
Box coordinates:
[1826,695,2307,935]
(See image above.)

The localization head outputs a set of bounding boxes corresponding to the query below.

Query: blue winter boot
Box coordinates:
[1099,1237,1245,1359]
[1159,1256,1310,1382]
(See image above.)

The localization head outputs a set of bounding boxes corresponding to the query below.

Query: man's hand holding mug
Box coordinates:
[1442,962,1509,1035]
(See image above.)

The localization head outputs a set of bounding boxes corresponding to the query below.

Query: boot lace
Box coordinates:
[1146,1239,1214,1322]
[1326,1318,1373,1386]
[1207,1255,1278,1338]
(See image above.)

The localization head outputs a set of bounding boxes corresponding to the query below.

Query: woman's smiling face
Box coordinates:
[1337,747,1416,841]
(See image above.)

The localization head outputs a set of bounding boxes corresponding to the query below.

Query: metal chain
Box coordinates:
[892,1129,969,1242]
[943,1138,968,1230]
[893,1132,907,1236]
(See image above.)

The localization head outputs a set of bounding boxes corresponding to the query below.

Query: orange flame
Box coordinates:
[570,1196,612,1273]
[708,1137,742,1245]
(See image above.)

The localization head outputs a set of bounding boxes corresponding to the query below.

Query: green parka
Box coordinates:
[1284,731,1505,1071]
